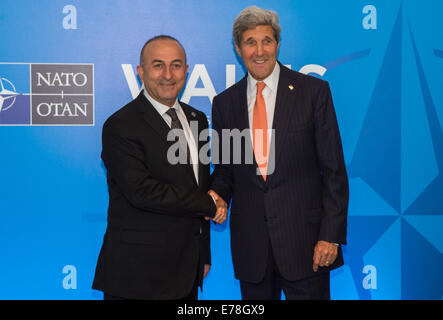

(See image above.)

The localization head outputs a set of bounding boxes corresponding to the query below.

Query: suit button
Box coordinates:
[264,187,269,193]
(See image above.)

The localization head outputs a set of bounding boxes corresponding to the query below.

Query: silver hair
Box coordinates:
[232,6,281,46]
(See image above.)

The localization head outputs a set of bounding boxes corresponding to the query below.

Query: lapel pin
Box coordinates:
[191,112,197,117]
[288,85,294,91]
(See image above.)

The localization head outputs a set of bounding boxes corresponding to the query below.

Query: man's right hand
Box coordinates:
[206,190,228,224]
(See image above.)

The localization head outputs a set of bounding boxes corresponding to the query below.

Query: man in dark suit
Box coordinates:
[92,35,227,300]
[210,6,349,299]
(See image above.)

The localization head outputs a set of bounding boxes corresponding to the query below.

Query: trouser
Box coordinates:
[240,242,330,300]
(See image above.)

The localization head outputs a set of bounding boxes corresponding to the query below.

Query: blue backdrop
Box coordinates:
[0,0,442,300]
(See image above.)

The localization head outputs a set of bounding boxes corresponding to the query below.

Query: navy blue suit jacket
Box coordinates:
[211,63,349,283]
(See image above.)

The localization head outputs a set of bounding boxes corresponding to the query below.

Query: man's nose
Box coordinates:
[256,43,264,57]
[163,66,173,79]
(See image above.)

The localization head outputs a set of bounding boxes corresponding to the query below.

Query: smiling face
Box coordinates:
[235,25,280,81]
[137,39,188,107]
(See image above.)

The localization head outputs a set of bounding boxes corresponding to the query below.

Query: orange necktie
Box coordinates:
[252,81,268,180]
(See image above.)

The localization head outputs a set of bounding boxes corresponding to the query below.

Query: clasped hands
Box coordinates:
[205,190,228,224]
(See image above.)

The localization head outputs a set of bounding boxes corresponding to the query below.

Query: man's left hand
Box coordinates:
[313,240,338,272]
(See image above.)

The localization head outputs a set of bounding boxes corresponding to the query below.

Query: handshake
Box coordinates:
[205,190,228,224]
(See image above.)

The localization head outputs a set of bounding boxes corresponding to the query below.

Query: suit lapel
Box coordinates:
[265,63,299,186]
[236,77,250,133]
[180,103,200,145]
[136,92,198,186]
[179,102,201,186]
[135,92,171,147]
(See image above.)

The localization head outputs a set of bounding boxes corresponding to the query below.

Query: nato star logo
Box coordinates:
[333,3,443,300]
[0,77,19,112]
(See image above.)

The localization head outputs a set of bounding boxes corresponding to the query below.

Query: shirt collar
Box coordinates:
[143,88,181,116]
[247,62,280,96]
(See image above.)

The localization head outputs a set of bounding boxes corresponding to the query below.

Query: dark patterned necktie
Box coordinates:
[166,108,191,163]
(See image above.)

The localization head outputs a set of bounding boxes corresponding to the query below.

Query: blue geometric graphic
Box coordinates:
[348,4,402,214]
[346,2,443,299]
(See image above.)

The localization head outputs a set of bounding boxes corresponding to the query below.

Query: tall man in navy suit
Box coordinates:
[210,6,349,299]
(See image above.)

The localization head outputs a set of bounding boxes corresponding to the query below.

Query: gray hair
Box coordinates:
[232,6,281,46]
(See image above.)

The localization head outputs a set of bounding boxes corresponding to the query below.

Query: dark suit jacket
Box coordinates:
[211,63,349,283]
[92,92,216,299]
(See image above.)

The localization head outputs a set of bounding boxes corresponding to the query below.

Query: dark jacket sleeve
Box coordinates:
[102,119,217,219]
[198,110,213,265]
[201,218,211,265]
[314,81,349,244]
[210,95,234,204]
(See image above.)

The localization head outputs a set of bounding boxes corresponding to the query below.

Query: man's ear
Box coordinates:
[234,44,242,57]
[136,65,144,82]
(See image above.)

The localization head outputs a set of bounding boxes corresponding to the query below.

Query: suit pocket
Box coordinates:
[120,228,166,246]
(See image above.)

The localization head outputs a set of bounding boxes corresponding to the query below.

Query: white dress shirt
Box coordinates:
[143,89,199,185]
[246,62,280,151]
